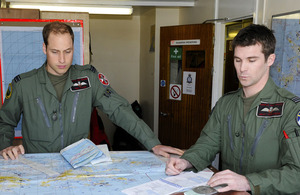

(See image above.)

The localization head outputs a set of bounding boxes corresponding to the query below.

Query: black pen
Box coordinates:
[295,129,299,137]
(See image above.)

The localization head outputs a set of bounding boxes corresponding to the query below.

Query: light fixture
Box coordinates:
[9,3,133,15]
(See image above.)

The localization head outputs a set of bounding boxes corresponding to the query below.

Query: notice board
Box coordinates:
[0,18,84,138]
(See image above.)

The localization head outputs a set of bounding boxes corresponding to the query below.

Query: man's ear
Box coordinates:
[42,43,47,55]
[267,53,276,67]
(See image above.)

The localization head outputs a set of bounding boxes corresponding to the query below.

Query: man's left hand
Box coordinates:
[207,169,251,192]
[152,145,184,158]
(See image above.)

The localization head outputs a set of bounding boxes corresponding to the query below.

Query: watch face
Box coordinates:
[192,186,217,194]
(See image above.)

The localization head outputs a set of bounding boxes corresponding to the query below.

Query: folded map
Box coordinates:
[60,138,105,168]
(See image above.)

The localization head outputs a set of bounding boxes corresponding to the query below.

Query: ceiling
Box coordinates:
[5,0,195,7]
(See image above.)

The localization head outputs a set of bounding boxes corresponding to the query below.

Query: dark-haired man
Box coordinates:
[165,24,300,194]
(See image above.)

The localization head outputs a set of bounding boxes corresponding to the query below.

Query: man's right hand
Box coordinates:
[0,145,25,160]
[165,157,192,175]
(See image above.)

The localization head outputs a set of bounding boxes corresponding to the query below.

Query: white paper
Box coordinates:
[183,71,196,95]
[122,169,213,195]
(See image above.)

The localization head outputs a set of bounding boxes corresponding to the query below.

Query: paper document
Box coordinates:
[89,144,112,165]
[122,168,214,195]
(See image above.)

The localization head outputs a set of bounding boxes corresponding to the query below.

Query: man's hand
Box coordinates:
[165,157,192,175]
[152,144,184,158]
[207,169,251,192]
[0,145,25,160]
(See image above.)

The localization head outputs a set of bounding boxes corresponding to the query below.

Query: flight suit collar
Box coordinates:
[248,78,278,112]
[236,77,278,113]
[37,63,75,97]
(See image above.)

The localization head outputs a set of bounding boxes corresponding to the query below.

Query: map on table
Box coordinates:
[0,151,166,195]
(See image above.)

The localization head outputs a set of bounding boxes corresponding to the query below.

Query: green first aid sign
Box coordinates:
[170,47,182,60]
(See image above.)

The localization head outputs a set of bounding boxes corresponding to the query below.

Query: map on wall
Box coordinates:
[0,19,84,137]
[270,17,300,96]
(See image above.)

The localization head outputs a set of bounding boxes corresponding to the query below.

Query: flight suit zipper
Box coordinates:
[58,103,64,148]
[36,97,51,128]
[250,119,269,156]
[71,92,79,123]
[227,115,234,151]
[239,123,246,173]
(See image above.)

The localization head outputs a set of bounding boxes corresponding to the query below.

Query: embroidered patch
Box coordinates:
[256,102,284,117]
[98,73,109,86]
[70,77,91,92]
[104,89,112,98]
[5,83,12,99]
[297,111,300,127]
[89,66,96,73]
[14,75,21,83]
[291,96,300,103]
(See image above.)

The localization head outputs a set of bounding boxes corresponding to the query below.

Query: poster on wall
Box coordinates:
[183,71,196,95]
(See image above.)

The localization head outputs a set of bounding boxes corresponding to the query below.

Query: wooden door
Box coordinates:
[159,24,214,149]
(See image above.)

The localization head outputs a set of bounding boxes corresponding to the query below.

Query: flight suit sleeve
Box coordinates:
[91,72,161,150]
[245,103,300,194]
[0,79,23,151]
[181,101,221,171]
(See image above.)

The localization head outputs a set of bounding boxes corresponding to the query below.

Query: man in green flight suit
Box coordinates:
[165,24,300,194]
[0,21,183,160]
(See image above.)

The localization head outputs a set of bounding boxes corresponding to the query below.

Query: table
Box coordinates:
[0,151,249,195]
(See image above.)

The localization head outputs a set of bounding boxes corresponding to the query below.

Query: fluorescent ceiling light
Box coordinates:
[9,3,133,15]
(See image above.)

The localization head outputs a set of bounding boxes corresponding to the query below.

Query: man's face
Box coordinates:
[234,43,275,95]
[43,32,74,76]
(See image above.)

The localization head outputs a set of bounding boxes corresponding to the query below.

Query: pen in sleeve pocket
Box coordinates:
[283,130,289,139]
[295,129,299,137]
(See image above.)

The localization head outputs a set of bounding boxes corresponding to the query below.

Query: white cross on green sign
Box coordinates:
[170,47,182,60]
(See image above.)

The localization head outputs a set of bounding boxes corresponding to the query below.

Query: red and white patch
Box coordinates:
[98,73,110,86]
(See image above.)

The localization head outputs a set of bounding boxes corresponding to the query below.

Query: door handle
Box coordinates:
[160,112,169,117]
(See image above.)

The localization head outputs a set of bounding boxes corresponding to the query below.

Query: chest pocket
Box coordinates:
[36,97,51,128]
[250,119,269,156]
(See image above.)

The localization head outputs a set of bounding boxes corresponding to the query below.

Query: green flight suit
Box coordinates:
[0,64,160,153]
[181,78,300,194]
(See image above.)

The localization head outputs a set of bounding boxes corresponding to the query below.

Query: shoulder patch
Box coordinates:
[5,83,12,99]
[296,111,300,127]
[73,64,98,74]
[14,75,21,83]
[89,65,97,73]
[98,73,110,86]
[291,96,300,103]
[13,69,37,83]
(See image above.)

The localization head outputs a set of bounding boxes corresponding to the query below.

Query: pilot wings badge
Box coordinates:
[257,102,284,117]
[71,77,91,92]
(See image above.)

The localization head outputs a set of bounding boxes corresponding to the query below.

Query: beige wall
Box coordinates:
[89,14,140,144]
[179,0,215,24]
[140,8,156,130]
[263,0,300,27]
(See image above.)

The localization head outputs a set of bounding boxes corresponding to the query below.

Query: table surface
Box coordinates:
[0,151,249,195]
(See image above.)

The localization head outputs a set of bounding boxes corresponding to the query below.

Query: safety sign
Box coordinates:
[169,84,182,100]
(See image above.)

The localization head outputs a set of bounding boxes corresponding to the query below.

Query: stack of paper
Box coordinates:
[60,138,111,168]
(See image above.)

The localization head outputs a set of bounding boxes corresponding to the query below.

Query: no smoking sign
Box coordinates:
[169,84,182,101]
